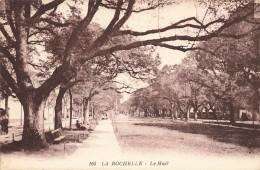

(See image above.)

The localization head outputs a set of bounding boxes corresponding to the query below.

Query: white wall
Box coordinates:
[0,98,22,120]
[0,98,56,121]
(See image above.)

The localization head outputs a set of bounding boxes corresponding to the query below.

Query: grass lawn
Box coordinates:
[112,116,260,157]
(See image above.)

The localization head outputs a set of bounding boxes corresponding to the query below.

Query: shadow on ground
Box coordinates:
[134,122,260,148]
[203,121,260,129]
[0,129,91,157]
[0,140,78,158]
[0,141,24,153]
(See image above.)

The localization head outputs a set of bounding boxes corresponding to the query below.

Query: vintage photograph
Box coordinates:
[0,0,260,169]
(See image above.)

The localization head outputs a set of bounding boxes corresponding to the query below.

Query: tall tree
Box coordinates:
[189,8,260,123]
[0,0,257,149]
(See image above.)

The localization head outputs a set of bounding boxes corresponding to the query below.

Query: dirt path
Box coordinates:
[68,119,122,158]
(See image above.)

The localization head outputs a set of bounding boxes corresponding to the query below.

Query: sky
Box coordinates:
[91,1,208,66]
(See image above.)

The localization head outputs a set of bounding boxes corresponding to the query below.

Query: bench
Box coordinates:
[54,135,65,143]
[45,128,65,144]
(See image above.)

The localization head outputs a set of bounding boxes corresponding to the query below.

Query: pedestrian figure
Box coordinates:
[76,120,87,130]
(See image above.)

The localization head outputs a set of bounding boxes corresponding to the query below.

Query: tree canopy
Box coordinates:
[0,0,258,149]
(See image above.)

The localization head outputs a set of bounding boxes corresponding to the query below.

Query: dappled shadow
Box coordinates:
[134,122,260,148]
[0,141,24,153]
[0,129,89,155]
[0,140,78,158]
[203,121,260,129]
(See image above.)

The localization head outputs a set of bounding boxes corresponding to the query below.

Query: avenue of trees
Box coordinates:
[0,0,259,149]
[126,5,260,124]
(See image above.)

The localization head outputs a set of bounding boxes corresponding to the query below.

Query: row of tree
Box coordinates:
[0,0,259,149]
[125,5,260,124]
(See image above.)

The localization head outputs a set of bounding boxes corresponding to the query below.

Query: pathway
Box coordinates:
[68,119,122,158]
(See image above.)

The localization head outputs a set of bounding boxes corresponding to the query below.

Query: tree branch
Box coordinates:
[92,0,124,47]
[110,53,151,80]
[0,23,16,45]
[157,44,216,55]
[0,45,16,66]
[117,17,225,36]
[112,0,135,33]
[28,40,45,44]
[36,65,73,101]
[39,18,72,27]
[5,0,18,40]
[0,63,18,94]
[101,0,170,13]
[116,3,254,37]
[29,0,65,24]
[87,0,95,16]
[61,79,83,90]
[103,87,133,94]
[32,26,58,37]
[63,0,102,62]
[94,26,260,57]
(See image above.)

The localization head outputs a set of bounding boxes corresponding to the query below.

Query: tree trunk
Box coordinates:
[162,108,165,118]
[195,111,198,120]
[228,102,236,125]
[22,98,47,149]
[144,109,148,117]
[92,106,95,119]
[186,108,190,121]
[170,109,173,119]
[83,97,90,125]
[54,86,67,129]
[5,95,9,118]
[176,102,184,120]
[252,85,260,115]
[155,107,159,117]
[69,88,73,130]
[170,103,174,120]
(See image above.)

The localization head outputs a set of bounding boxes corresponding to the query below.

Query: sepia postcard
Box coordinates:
[0,0,260,169]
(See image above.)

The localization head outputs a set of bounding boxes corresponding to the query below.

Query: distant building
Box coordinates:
[239,109,260,121]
